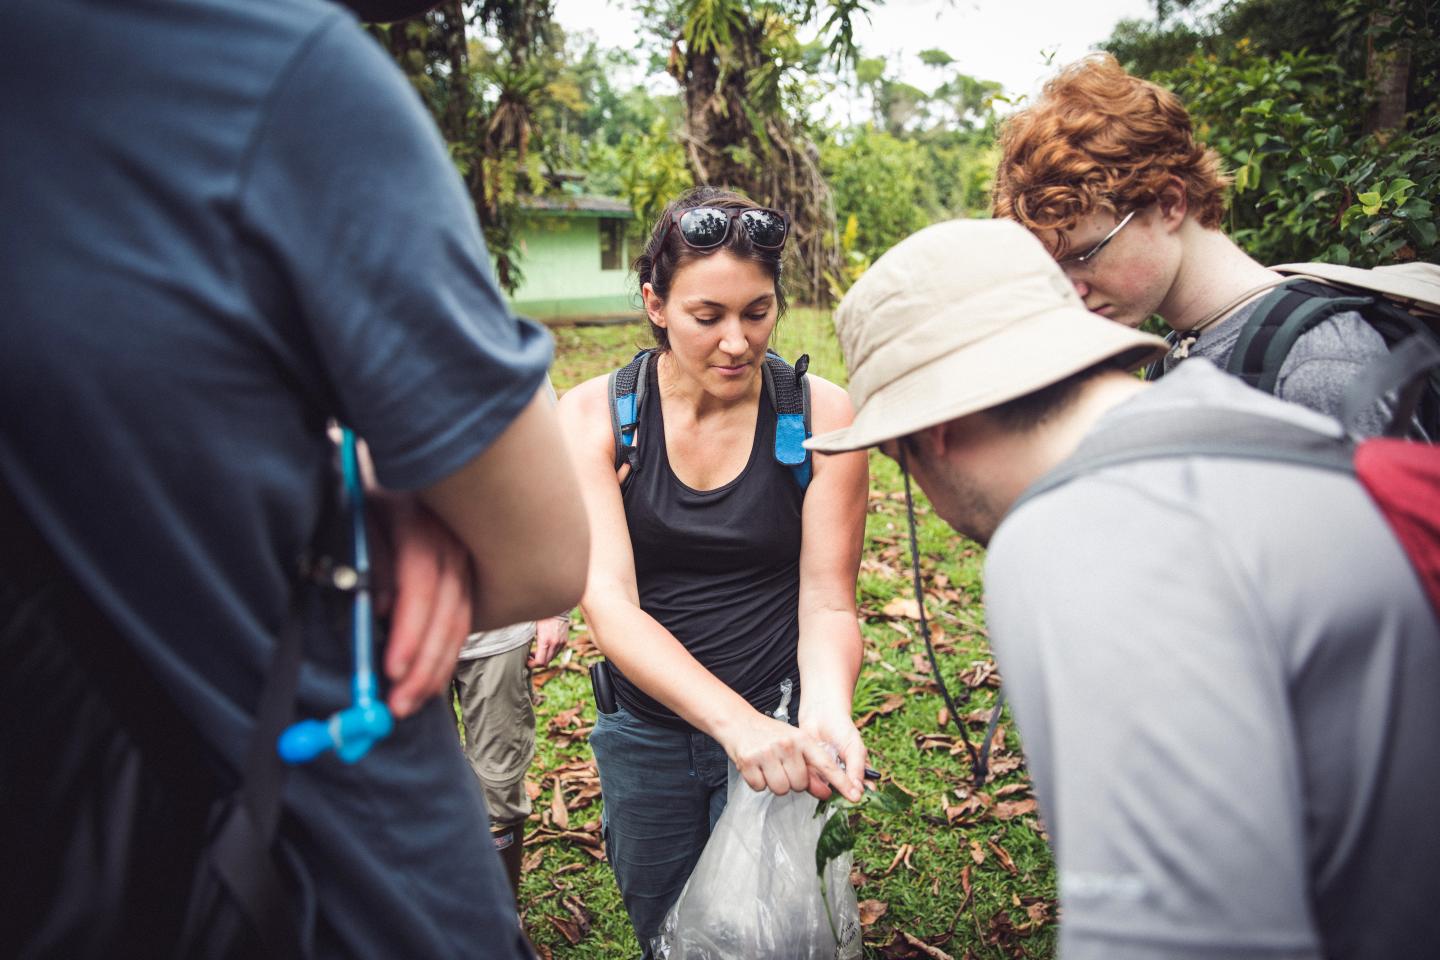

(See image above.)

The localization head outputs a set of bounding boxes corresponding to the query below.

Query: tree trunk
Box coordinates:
[1364,2,1411,134]
[674,20,841,305]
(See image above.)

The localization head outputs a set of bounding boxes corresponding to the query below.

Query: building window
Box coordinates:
[600,219,624,271]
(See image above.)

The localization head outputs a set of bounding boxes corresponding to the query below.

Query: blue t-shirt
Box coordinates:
[0,1,547,956]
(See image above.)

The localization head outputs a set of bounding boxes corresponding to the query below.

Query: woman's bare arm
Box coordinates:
[795,375,869,795]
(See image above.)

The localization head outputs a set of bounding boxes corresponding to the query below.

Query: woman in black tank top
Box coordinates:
[557,188,870,954]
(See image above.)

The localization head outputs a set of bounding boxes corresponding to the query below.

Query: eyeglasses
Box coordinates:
[663,206,790,251]
[1057,209,1137,275]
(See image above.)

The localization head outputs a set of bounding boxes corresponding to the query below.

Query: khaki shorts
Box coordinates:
[453,642,535,829]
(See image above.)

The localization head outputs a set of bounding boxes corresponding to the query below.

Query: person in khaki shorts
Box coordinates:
[453,615,570,899]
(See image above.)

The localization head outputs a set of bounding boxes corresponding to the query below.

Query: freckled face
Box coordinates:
[646,251,778,399]
[1049,208,1179,330]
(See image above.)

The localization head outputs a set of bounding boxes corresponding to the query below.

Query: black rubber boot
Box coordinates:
[493,822,525,903]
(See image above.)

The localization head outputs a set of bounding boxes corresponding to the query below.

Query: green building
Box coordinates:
[505,194,642,322]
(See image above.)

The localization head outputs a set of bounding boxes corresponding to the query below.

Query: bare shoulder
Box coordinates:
[556,374,617,460]
[805,374,856,434]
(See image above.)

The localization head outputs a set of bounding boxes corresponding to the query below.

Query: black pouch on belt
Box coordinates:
[589,660,618,715]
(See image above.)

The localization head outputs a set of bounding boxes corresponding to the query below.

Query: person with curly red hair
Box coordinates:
[994,54,1396,435]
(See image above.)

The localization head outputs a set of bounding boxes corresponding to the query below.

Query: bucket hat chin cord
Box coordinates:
[897,444,1002,790]
[279,428,395,765]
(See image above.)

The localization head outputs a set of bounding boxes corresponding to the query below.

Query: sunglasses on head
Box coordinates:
[663,206,791,251]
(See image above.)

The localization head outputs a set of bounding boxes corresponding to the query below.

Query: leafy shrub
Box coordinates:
[1159,47,1440,266]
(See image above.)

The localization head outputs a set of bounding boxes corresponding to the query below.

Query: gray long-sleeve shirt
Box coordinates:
[1163,299,1394,436]
[986,362,1440,960]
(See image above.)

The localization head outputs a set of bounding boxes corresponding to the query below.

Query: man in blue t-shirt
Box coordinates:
[0,0,588,956]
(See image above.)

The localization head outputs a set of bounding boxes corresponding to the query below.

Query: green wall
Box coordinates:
[505,214,640,320]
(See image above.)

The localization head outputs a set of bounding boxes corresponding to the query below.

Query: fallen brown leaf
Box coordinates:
[549,778,569,831]
[968,839,986,864]
[987,839,1018,875]
[884,842,915,876]
[857,899,889,926]
[883,597,922,620]
[988,724,1007,753]
[993,798,1038,821]
[547,916,582,946]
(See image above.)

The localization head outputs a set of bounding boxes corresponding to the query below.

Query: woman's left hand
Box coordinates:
[799,704,867,801]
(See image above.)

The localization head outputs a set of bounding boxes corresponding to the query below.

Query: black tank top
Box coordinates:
[614,356,804,729]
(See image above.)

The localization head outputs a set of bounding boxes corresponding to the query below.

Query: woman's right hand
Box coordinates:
[717,710,862,802]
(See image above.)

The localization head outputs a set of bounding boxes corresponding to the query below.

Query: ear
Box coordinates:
[641,282,667,329]
[1155,176,1189,231]
[909,421,952,462]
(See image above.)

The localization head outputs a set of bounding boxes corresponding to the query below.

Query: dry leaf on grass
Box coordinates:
[858,899,889,925]
[549,778,569,831]
[993,798,1038,821]
[987,839,1018,875]
[882,597,922,620]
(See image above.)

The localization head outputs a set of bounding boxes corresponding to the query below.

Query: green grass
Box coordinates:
[524,315,1058,959]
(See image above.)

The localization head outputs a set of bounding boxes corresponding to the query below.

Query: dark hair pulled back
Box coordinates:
[633,186,788,350]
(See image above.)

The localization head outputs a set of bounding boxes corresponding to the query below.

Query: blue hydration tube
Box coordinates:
[278,428,394,765]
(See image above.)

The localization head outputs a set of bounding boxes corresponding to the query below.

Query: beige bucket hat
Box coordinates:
[807,219,1169,453]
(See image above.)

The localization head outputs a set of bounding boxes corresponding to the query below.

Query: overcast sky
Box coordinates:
[552,0,1157,108]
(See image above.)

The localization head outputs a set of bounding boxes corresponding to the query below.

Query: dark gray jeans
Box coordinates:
[589,705,732,958]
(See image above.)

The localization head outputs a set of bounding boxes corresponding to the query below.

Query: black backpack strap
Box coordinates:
[1012,409,1357,516]
[1228,279,1375,394]
[179,594,306,957]
[609,349,652,473]
[761,350,812,489]
[1142,330,1178,382]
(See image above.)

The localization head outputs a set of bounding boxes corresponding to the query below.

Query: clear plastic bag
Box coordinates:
[651,768,863,960]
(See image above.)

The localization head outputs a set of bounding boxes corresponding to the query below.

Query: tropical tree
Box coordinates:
[371,1,558,293]
[638,0,877,303]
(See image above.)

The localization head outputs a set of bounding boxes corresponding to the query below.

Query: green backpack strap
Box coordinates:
[761,350,812,489]
[1227,279,1375,394]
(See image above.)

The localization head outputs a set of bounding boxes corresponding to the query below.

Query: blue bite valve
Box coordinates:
[279,426,395,766]
[279,701,394,765]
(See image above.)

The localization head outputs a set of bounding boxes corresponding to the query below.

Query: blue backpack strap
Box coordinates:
[762,350,812,490]
[609,349,652,472]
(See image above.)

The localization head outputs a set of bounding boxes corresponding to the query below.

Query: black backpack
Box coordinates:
[1154,262,1440,439]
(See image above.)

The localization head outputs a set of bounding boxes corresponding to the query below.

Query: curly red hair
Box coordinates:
[992,54,1230,256]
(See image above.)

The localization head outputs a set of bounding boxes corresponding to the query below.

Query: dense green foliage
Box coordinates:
[1103,0,1440,267]
[1160,48,1439,265]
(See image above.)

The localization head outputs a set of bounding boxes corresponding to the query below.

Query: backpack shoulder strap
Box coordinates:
[1228,279,1376,394]
[1012,409,1356,515]
[609,349,653,472]
[761,350,812,489]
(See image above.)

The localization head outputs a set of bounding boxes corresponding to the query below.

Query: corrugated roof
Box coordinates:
[518,194,634,218]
